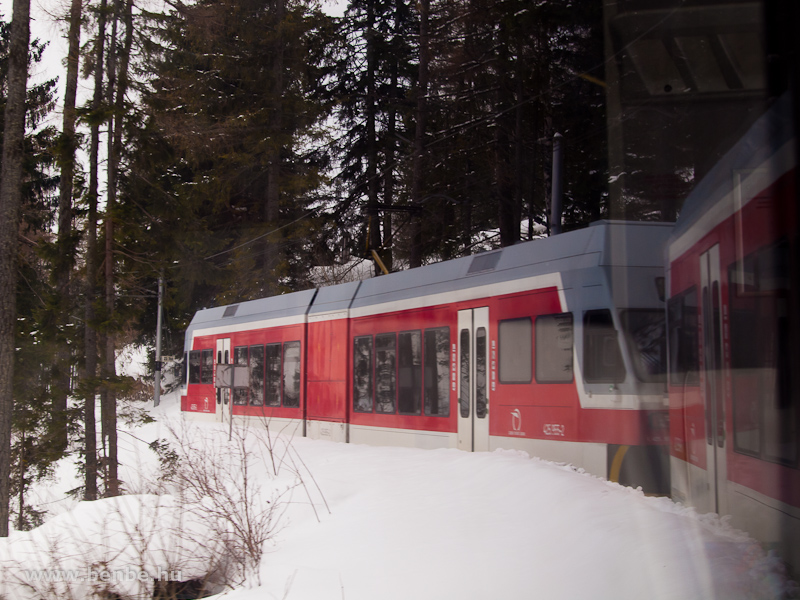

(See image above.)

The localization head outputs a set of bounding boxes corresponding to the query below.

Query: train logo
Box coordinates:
[511,409,522,433]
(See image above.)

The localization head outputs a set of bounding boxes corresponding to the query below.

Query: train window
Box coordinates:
[249,345,264,406]
[233,346,249,405]
[583,310,626,384]
[667,288,699,387]
[424,327,450,417]
[398,331,422,415]
[201,349,214,384]
[620,310,666,383]
[729,241,797,465]
[265,344,281,406]
[375,334,397,414]
[353,336,373,413]
[283,341,301,408]
[189,350,202,384]
[476,328,487,418]
[459,329,470,418]
[498,318,532,384]
[535,313,573,384]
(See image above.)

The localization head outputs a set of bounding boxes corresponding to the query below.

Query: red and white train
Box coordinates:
[179,92,800,575]
[181,219,673,494]
[666,93,799,571]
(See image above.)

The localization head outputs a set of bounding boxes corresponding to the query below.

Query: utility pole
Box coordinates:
[154,276,164,406]
[550,132,564,236]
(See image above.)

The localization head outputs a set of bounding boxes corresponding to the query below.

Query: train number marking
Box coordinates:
[543,423,565,437]
[491,340,497,391]
[451,343,457,391]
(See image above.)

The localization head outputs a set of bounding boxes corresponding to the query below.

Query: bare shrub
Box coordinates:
[159,421,297,588]
[0,418,327,599]
[0,494,224,599]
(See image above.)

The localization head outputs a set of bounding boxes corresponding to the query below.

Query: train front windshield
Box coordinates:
[619,310,667,383]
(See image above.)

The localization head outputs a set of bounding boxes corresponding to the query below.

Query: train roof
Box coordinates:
[349,220,672,312]
[185,288,318,342]
[185,220,672,346]
[307,281,361,316]
[670,92,794,250]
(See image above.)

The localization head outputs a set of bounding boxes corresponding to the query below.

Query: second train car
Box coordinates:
[181,220,672,494]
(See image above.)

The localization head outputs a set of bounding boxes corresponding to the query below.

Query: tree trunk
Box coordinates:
[365,0,381,274]
[102,0,133,498]
[514,40,524,238]
[381,31,400,274]
[409,0,429,268]
[102,0,118,498]
[99,0,118,498]
[264,0,285,294]
[84,0,108,502]
[51,0,83,455]
[602,0,626,220]
[496,20,518,247]
[16,429,25,530]
[0,0,31,537]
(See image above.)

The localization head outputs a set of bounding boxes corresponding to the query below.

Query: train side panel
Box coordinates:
[180,221,672,494]
[306,313,350,442]
[348,305,457,449]
[228,322,306,422]
[667,95,800,572]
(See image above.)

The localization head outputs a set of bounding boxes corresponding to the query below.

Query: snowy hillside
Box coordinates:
[0,389,796,600]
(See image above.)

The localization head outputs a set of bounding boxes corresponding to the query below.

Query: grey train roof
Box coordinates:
[184,288,318,346]
[349,220,671,311]
[307,281,361,316]
[670,92,793,245]
[185,220,672,348]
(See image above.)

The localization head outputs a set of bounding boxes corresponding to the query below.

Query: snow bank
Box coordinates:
[0,494,222,599]
[1,390,796,600]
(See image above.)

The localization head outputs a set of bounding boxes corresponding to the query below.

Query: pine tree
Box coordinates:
[327,0,417,272]
[412,0,607,261]
[49,0,83,456]
[0,0,32,536]
[121,0,333,323]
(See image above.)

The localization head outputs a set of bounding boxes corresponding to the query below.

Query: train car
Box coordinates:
[181,288,317,436]
[666,93,799,571]
[181,219,673,494]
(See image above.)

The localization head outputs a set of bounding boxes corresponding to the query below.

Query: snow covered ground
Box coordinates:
[0,388,797,600]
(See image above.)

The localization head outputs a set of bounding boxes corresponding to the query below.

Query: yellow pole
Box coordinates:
[370,249,390,275]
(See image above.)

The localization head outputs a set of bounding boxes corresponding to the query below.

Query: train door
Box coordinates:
[216,338,231,424]
[700,246,728,515]
[457,308,490,452]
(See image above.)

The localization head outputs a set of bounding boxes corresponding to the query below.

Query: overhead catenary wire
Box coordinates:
[203,206,323,261]
[126,2,684,276]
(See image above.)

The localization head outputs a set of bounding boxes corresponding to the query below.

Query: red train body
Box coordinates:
[182,221,672,494]
[666,94,799,572]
